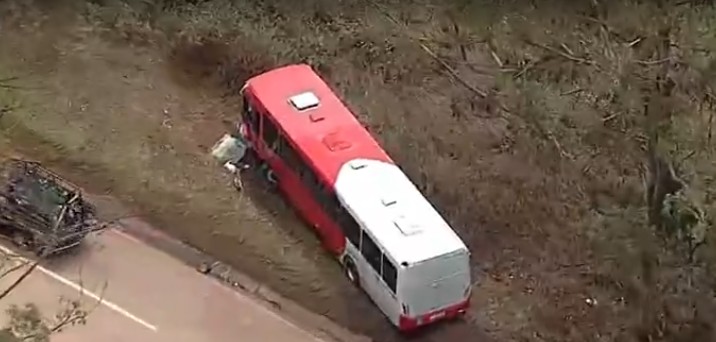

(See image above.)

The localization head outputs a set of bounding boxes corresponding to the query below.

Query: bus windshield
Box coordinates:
[400,250,470,316]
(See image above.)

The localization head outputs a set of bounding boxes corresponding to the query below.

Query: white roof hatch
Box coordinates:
[288,91,320,111]
[393,214,423,236]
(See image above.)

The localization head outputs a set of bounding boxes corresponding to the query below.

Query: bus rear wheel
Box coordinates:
[344,257,360,287]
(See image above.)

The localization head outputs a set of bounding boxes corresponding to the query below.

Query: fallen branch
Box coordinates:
[489,49,503,68]
[709,108,714,148]
[561,87,584,96]
[524,39,596,66]
[0,260,31,280]
[0,76,19,84]
[627,37,643,47]
[417,44,488,98]
[548,131,574,160]
[706,90,715,147]
[602,114,618,124]
[365,0,488,99]
[560,42,575,56]
[0,260,40,302]
[676,150,696,169]
[513,60,536,79]
[576,15,629,43]
[635,57,673,66]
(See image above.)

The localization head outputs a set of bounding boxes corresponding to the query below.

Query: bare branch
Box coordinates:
[0,260,31,280]
[576,14,631,43]
[489,49,503,68]
[523,39,597,66]
[636,57,673,66]
[627,37,643,47]
[364,0,489,99]
[561,88,584,96]
[0,77,19,83]
[0,260,40,302]
[705,90,715,148]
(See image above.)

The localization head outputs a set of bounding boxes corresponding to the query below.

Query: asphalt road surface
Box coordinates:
[0,228,329,342]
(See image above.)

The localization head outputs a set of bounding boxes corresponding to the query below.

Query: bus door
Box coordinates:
[240,93,260,141]
[255,109,281,164]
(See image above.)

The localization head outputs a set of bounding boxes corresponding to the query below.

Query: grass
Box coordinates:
[2,0,716,341]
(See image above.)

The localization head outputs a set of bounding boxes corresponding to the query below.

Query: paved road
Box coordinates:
[0,228,328,342]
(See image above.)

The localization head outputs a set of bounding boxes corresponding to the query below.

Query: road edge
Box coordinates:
[111,215,371,342]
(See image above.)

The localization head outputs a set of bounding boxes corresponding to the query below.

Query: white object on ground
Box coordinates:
[211,134,248,165]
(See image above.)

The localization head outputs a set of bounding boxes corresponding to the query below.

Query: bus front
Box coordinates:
[397,248,472,331]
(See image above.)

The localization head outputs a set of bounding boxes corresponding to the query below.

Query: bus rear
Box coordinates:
[397,248,471,331]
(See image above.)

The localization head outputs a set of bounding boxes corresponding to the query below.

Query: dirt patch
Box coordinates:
[168,37,276,93]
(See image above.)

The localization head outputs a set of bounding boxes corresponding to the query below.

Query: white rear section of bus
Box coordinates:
[399,249,470,317]
[334,158,471,327]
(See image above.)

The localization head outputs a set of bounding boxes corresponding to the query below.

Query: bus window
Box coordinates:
[361,233,382,274]
[301,165,320,189]
[242,95,259,133]
[382,256,397,293]
[337,207,361,247]
[278,136,302,170]
[261,114,280,148]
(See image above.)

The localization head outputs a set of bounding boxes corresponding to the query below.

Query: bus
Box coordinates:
[236,64,472,332]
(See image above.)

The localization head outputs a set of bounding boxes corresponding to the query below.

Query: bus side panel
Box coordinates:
[244,89,345,256]
[349,245,401,326]
[267,153,347,257]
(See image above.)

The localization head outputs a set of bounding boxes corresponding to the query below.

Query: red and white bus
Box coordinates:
[236,64,472,332]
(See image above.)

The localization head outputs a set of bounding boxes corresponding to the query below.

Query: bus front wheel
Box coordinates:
[344,257,360,287]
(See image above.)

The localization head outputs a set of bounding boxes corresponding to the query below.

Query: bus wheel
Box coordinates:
[263,168,278,190]
[344,257,360,287]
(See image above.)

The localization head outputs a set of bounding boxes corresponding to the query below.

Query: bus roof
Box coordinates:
[334,159,469,265]
[246,64,468,265]
[245,64,391,184]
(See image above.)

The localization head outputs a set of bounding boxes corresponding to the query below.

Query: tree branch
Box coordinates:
[0,260,40,302]
[0,260,31,280]
[523,39,597,66]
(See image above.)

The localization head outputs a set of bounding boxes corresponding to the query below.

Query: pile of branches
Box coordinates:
[0,160,98,238]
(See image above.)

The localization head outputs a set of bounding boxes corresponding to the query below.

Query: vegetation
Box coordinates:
[2,0,715,341]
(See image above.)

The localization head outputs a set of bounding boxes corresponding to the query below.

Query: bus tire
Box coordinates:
[344,257,360,287]
[265,169,278,186]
